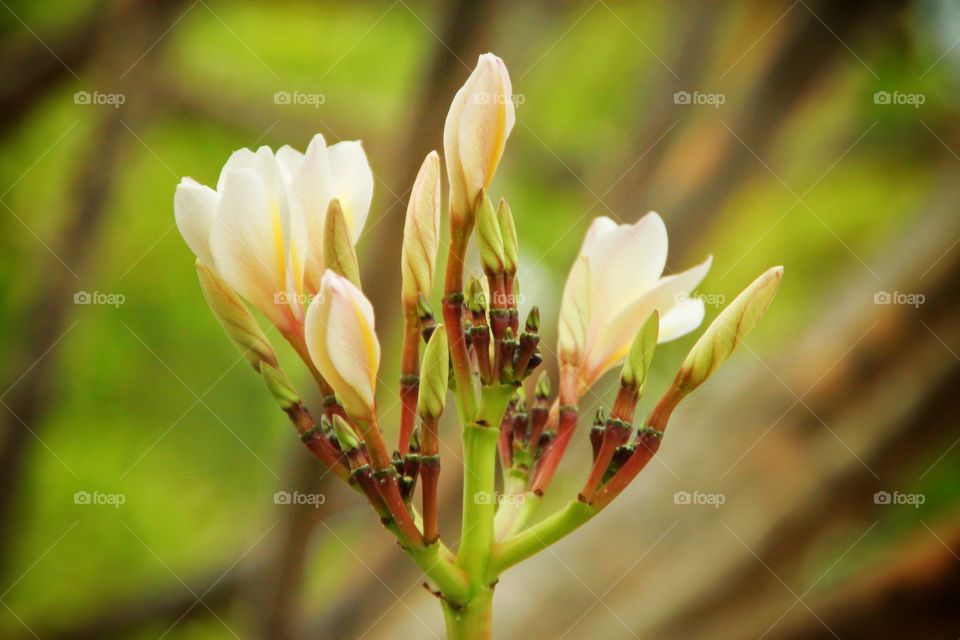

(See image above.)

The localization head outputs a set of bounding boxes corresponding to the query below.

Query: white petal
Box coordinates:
[579,216,617,254]
[557,256,591,366]
[457,54,515,200]
[327,141,373,245]
[291,134,335,292]
[209,169,287,327]
[580,255,711,384]
[174,177,218,267]
[275,145,305,180]
[659,297,706,342]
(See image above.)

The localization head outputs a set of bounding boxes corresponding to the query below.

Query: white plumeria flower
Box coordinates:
[444,53,515,223]
[304,270,381,419]
[557,212,712,394]
[401,151,441,309]
[174,135,373,333]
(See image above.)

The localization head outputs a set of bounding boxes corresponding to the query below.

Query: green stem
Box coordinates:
[442,587,494,640]
[457,385,515,583]
[384,522,470,604]
[493,491,540,540]
[488,500,595,578]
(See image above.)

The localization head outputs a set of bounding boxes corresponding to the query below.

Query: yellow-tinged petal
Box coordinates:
[305,270,381,418]
[401,151,441,309]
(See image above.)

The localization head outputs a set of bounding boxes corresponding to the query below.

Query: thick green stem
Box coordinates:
[489,500,595,578]
[457,386,515,583]
[442,587,494,640]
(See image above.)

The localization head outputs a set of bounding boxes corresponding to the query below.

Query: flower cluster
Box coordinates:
[175,52,781,633]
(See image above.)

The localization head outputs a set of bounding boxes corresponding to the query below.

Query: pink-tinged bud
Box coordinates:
[401,151,441,310]
[304,270,381,419]
[674,266,783,394]
[556,212,713,395]
[443,53,515,228]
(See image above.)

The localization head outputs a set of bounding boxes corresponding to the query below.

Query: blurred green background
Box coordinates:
[1,0,959,638]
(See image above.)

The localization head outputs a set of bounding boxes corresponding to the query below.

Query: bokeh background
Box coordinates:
[2,0,959,638]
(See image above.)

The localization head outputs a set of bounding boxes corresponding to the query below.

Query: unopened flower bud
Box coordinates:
[418,325,449,420]
[534,371,551,399]
[196,260,278,371]
[497,198,518,275]
[524,306,540,334]
[401,151,441,310]
[259,362,300,411]
[305,271,381,419]
[466,275,487,315]
[332,414,361,452]
[444,53,515,228]
[620,311,658,391]
[675,266,783,394]
[475,190,505,276]
[323,199,361,287]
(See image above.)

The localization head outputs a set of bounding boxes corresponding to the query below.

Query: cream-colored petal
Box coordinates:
[557,255,591,366]
[658,297,706,342]
[209,168,287,327]
[174,177,218,267]
[327,140,373,244]
[292,134,334,292]
[579,216,617,255]
[457,53,515,202]
[580,256,711,386]
[275,145,305,180]
[305,271,380,416]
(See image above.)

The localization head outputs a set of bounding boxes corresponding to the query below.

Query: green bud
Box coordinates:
[417,293,435,324]
[332,414,361,452]
[323,199,361,287]
[593,407,607,427]
[418,325,449,419]
[524,306,540,333]
[620,311,659,390]
[676,266,783,393]
[497,198,518,274]
[466,275,487,315]
[475,190,505,275]
[196,261,278,371]
[534,371,551,399]
[259,363,300,411]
